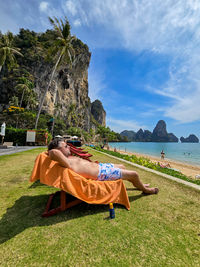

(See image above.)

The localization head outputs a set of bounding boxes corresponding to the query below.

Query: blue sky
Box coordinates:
[1,0,200,139]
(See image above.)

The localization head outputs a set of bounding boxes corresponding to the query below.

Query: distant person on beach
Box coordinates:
[47,139,159,195]
[161,150,165,160]
[158,162,170,168]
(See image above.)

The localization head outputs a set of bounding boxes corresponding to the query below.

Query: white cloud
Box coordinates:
[63,0,200,51]
[73,19,81,27]
[39,1,49,12]
[164,96,200,123]
[106,117,146,133]
[62,0,200,124]
[65,0,77,16]
[38,2,63,25]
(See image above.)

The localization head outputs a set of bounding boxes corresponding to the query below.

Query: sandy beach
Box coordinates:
[107,146,200,179]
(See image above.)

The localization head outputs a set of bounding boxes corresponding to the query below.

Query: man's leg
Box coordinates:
[121,169,158,194]
[114,163,126,169]
[114,164,149,187]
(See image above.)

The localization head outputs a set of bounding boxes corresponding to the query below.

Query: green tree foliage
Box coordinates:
[66,127,82,137]
[0,31,23,72]
[8,96,19,107]
[96,125,123,142]
[15,29,38,49]
[15,77,35,108]
[66,103,78,127]
[38,30,59,49]
[5,127,27,145]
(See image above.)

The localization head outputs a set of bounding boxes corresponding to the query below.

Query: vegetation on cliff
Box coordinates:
[0,17,123,142]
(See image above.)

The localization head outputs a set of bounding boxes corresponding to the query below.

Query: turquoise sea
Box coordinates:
[108,142,200,166]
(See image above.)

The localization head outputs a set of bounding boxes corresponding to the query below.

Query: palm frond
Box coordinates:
[0,52,6,66]
[60,19,65,31]
[48,17,62,37]
[62,18,71,38]
[10,48,23,57]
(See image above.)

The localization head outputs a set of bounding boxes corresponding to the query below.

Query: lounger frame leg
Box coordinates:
[42,190,82,217]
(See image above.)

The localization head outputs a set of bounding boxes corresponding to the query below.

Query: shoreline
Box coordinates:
[107,146,200,179]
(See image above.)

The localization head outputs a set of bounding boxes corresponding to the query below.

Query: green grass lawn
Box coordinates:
[0,147,200,266]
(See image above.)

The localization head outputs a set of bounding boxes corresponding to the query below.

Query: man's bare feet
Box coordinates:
[143,187,159,195]
[144,183,150,187]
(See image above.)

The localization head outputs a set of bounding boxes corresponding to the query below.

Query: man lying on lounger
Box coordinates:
[48,139,159,195]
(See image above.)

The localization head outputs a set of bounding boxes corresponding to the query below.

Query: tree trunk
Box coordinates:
[51,118,55,136]
[19,88,25,108]
[34,52,62,129]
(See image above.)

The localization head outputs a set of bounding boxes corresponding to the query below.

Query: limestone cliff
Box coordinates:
[120,130,136,141]
[0,29,106,132]
[151,120,178,142]
[120,120,178,142]
[34,39,93,131]
[91,100,106,127]
[180,134,199,143]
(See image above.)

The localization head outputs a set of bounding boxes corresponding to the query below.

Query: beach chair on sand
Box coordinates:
[30,152,130,217]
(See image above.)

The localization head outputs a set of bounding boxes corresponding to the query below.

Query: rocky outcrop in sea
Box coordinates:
[120,120,178,142]
[180,134,199,143]
[152,120,178,142]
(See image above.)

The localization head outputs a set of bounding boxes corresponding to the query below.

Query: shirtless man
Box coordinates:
[48,139,159,195]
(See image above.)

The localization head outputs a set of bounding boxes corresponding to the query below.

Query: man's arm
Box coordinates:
[48,149,70,168]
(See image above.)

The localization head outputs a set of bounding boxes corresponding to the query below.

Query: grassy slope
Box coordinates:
[0,147,199,267]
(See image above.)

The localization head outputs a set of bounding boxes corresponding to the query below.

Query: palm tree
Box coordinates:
[26,89,37,110]
[15,77,34,107]
[34,16,75,129]
[0,32,23,73]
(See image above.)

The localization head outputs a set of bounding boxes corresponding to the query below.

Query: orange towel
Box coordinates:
[30,152,130,210]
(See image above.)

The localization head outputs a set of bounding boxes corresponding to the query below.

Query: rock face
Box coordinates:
[152,120,178,142]
[143,130,153,142]
[180,134,199,143]
[120,130,136,141]
[91,100,106,127]
[135,129,144,142]
[168,133,179,142]
[0,30,105,131]
[32,40,99,131]
[120,120,178,142]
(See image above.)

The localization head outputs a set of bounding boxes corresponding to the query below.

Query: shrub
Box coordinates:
[5,127,27,145]
[4,127,52,146]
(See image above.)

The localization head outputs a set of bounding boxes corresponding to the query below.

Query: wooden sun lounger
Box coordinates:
[30,152,130,217]
[42,190,82,217]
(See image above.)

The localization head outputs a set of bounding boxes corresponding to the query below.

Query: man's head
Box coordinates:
[48,139,71,157]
